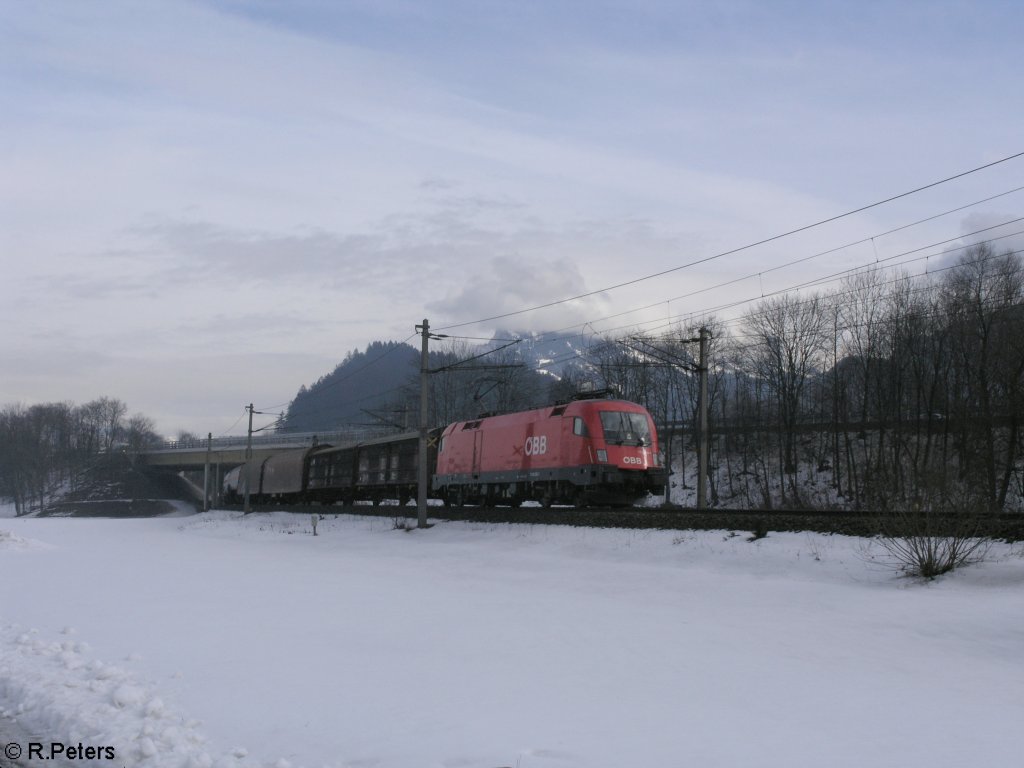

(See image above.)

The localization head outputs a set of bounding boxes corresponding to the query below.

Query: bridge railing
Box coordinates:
[148,427,395,453]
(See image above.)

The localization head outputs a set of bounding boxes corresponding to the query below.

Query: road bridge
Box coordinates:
[135,428,392,508]
[136,428,390,471]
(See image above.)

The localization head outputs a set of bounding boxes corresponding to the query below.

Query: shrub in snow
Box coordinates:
[873,489,993,579]
[747,517,768,541]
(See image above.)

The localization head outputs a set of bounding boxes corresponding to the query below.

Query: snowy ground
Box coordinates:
[1,510,1022,768]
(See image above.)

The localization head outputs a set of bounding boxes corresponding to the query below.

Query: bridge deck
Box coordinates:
[138,429,392,470]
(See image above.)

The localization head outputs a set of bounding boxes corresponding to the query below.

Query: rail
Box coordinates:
[218,502,1024,540]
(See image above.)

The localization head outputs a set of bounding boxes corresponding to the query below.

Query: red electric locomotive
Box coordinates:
[433,395,666,507]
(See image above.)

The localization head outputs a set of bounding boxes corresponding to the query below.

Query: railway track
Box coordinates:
[223,502,1024,540]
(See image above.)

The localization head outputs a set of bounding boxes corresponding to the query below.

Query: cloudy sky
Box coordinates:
[3,0,1023,437]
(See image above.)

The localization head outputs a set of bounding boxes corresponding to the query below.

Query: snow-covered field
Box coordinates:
[1,509,1022,767]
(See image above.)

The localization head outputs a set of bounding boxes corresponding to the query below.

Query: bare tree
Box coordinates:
[942,243,1024,510]
[742,293,830,502]
[0,405,33,514]
[125,414,161,454]
[97,397,128,453]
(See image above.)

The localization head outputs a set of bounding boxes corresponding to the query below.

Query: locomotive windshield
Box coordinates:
[598,411,652,446]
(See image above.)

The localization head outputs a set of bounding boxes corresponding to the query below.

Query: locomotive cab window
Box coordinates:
[598,411,651,446]
[572,417,588,437]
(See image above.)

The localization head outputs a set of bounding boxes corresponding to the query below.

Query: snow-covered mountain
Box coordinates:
[486,328,596,380]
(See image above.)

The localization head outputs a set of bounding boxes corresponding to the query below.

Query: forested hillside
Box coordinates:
[282,341,420,432]
[281,337,571,433]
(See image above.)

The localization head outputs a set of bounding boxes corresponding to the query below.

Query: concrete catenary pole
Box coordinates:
[416,319,430,528]
[697,326,709,511]
[243,403,254,514]
[203,432,212,511]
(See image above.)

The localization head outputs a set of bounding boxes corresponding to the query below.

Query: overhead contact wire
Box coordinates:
[435,151,1024,331]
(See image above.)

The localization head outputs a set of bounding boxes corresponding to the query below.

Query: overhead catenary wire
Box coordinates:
[722,292,1024,357]
[432,334,522,342]
[430,338,522,374]
[217,408,248,438]
[549,288,1024,373]
[534,186,1024,340]
[646,247,1024,354]
[526,243,1024,375]
[579,225,1024,341]
[274,337,526,430]
[719,249,1024,339]
[666,231,1024,335]
[434,151,1024,332]
[255,400,292,411]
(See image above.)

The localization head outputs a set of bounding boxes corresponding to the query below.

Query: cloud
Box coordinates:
[959,212,1024,256]
[426,254,611,334]
[131,219,382,282]
[928,213,1024,272]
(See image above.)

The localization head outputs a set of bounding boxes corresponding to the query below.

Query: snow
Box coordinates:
[1,512,1022,767]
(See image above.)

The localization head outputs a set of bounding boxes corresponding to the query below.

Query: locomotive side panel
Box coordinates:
[440,407,570,477]
[434,399,666,505]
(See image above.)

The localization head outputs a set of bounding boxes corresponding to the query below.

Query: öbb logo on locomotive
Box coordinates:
[224,396,667,508]
[524,435,547,456]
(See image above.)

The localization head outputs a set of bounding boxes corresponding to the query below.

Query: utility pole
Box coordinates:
[696,326,709,511]
[239,405,283,514]
[244,403,254,514]
[416,319,431,528]
[616,331,710,510]
[203,432,212,512]
[664,374,672,506]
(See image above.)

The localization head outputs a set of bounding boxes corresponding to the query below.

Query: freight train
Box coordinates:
[223,395,667,508]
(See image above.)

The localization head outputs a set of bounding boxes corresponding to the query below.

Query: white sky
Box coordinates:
[3,0,1023,436]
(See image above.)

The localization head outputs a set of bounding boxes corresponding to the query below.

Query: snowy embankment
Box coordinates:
[1,512,1022,768]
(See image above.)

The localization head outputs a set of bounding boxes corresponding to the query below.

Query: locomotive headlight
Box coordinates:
[596,449,608,463]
